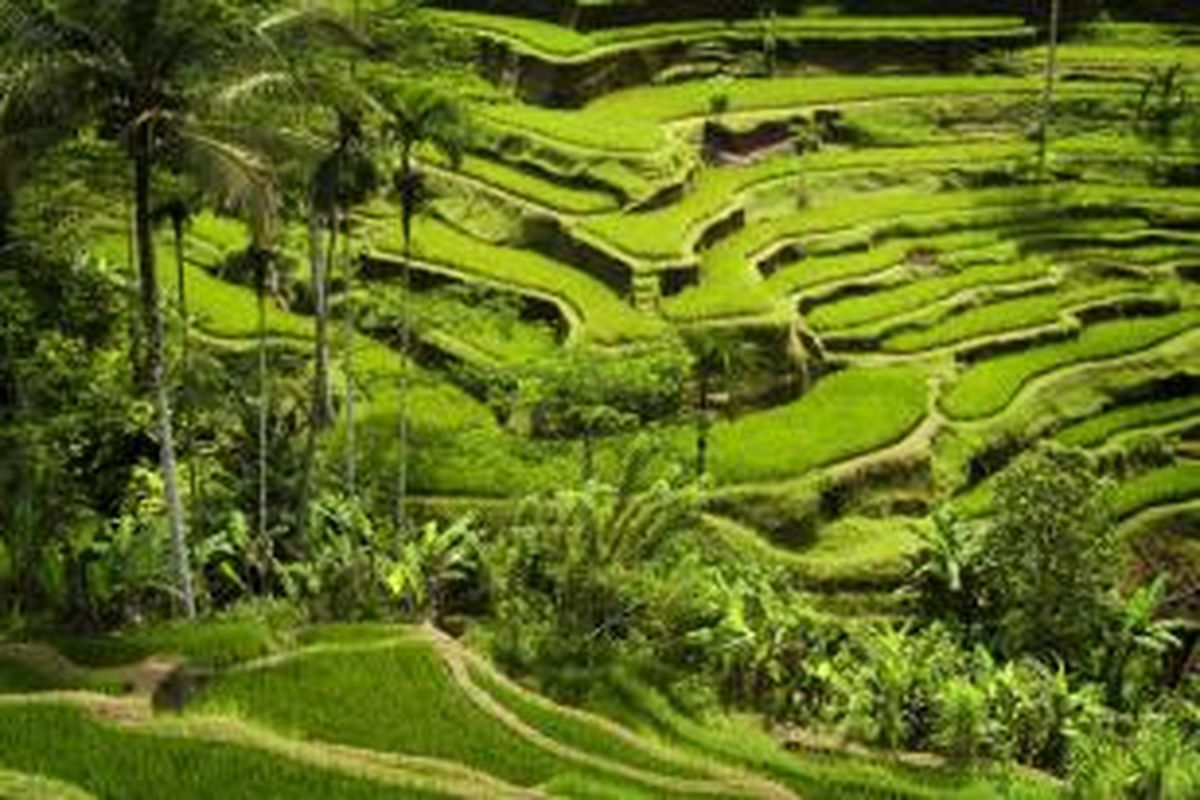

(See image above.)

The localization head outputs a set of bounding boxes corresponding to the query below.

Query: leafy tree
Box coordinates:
[0,0,274,617]
[1135,63,1192,147]
[980,444,1116,665]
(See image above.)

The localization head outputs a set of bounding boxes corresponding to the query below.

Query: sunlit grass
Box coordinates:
[703,365,930,484]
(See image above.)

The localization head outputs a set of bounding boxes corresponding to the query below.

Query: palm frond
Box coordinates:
[178,123,279,248]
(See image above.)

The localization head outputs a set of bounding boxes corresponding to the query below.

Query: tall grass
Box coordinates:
[466,664,709,780]
[190,640,662,794]
[0,705,443,800]
[702,365,930,484]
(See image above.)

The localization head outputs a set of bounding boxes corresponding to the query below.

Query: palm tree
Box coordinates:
[909,510,984,626]
[251,247,275,589]
[1037,0,1062,176]
[308,109,374,429]
[242,8,377,532]
[1105,575,1185,709]
[255,8,374,431]
[378,81,468,528]
[0,0,271,617]
[386,515,479,628]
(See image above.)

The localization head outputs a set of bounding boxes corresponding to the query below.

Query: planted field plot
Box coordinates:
[1112,461,1200,520]
[1056,394,1200,448]
[942,312,1200,420]
[0,704,449,800]
[438,12,1034,62]
[189,631,769,798]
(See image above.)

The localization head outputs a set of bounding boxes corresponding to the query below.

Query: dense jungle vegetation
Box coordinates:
[1,0,1199,797]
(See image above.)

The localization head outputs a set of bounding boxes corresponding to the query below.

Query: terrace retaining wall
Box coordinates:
[477,32,1033,107]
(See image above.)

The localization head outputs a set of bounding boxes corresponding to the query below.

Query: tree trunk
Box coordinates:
[343,233,357,498]
[397,148,415,531]
[696,370,710,479]
[310,209,333,429]
[256,249,271,591]
[173,213,188,375]
[296,210,328,547]
[128,198,145,387]
[1037,0,1061,176]
[173,213,199,541]
[133,125,195,619]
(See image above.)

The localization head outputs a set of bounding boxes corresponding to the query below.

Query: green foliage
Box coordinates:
[934,677,990,762]
[385,515,481,625]
[1104,575,1186,711]
[979,444,1116,665]
[909,511,985,627]
[488,445,700,678]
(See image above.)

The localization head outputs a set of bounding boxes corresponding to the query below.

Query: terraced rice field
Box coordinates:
[140,4,1200,614]
[0,624,1056,799]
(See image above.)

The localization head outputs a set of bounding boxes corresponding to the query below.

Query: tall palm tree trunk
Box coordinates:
[133,126,195,618]
[173,213,189,382]
[172,212,200,540]
[1037,0,1062,176]
[297,210,328,544]
[397,149,416,531]
[311,210,333,428]
[696,370,710,479]
[342,228,357,498]
[256,250,271,591]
